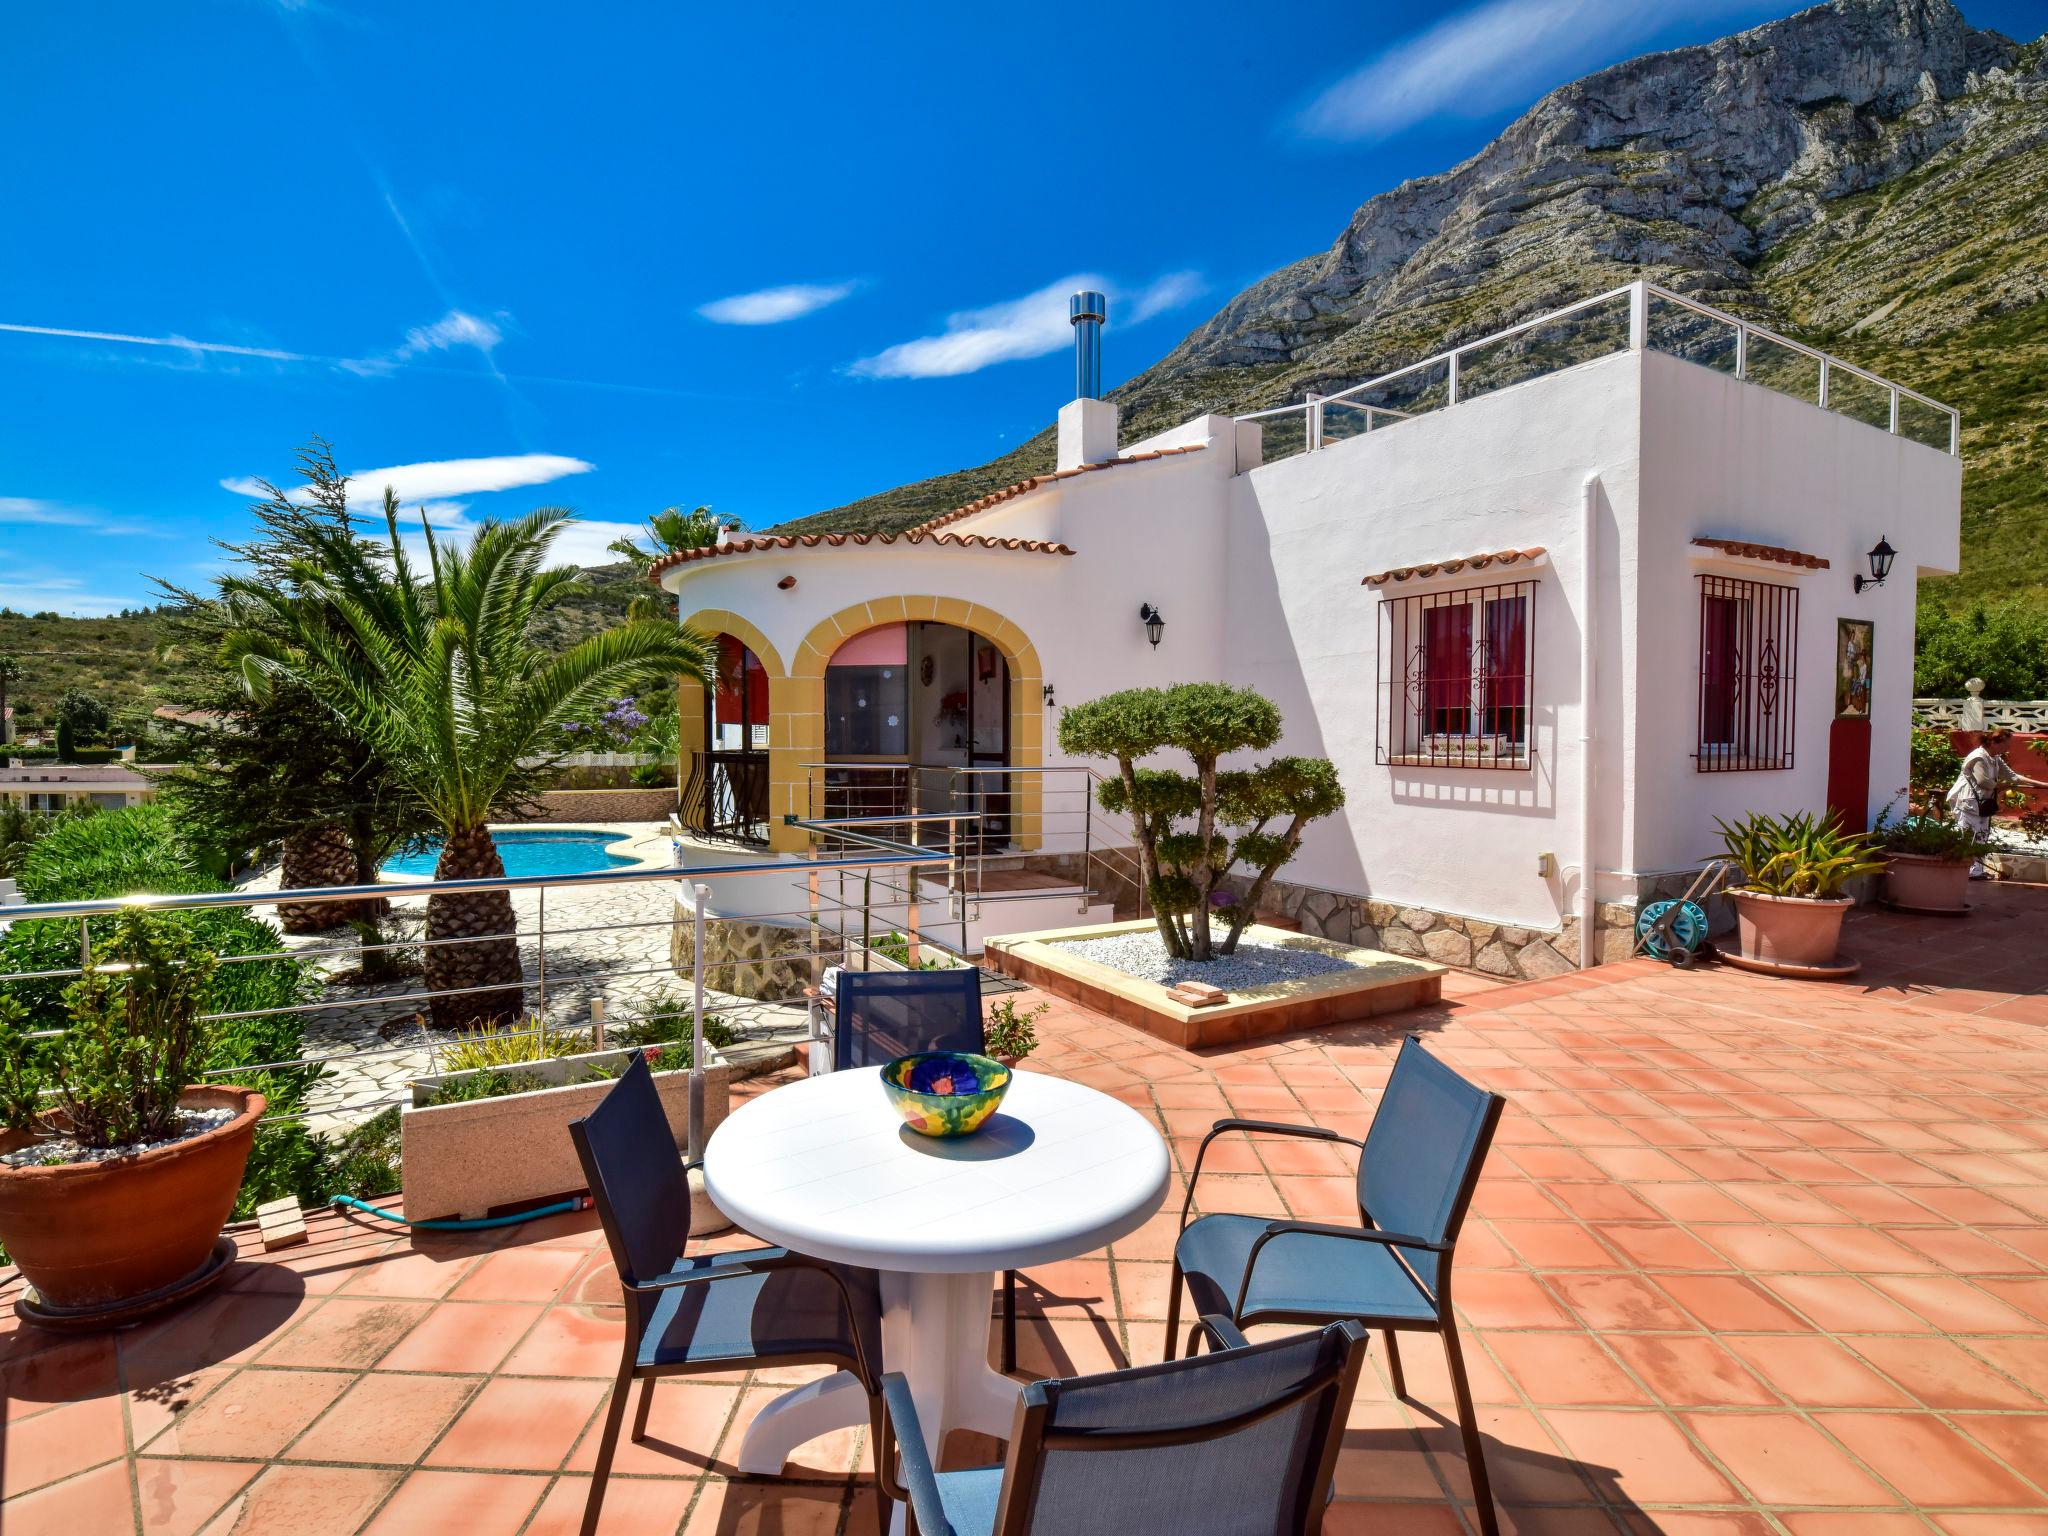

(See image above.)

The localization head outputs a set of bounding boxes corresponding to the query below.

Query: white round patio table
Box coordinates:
[703,1065,1169,1481]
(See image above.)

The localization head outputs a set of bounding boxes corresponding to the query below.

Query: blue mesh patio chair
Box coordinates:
[805,966,1023,1372]
[1166,1035,1507,1536]
[568,1051,888,1536]
[878,1315,1369,1536]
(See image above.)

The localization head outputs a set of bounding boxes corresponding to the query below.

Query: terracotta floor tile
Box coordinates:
[122,1289,319,1386]
[448,1246,587,1304]
[132,1459,262,1536]
[1418,1402,1596,1506]
[255,1297,429,1369]
[1323,1503,1467,1535]
[1601,1335,1779,1407]
[1852,1335,2046,1409]
[1483,1332,1648,1406]
[1867,1274,2040,1333]
[1683,1411,1900,1507]
[527,1474,700,1536]
[565,1380,743,1477]
[285,1371,480,1464]
[1652,1274,1809,1332]
[1491,1220,1620,1271]
[1540,1407,1739,1504]
[1692,1223,1835,1273]
[0,1335,118,1421]
[336,1245,480,1301]
[1777,1514,1931,1535]
[358,1469,547,1534]
[0,1459,136,1536]
[140,1366,352,1458]
[685,1477,847,1534]
[1760,1274,1932,1333]
[1,1390,127,1497]
[1545,1273,1697,1332]
[1596,1222,1734,1271]
[1720,1335,1914,1408]
[1450,1270,1577,1329]
[1814,1411,2045,1507]
[498,1304,627,1376]
[423,1375,607,1471]
[1947,1413,2048,1488]
[191,1464,400,1536]
[373,1300,543,1374]
[1334,1400,1446,1500]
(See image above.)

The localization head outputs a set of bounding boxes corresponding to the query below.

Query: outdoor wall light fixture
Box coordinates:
[1853,536,1896,594]
[1139,603,1165,649]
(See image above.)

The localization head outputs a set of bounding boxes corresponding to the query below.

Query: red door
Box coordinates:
[1827,717,1871,831]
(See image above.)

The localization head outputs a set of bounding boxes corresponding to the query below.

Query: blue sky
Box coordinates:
[3,0,2041,615]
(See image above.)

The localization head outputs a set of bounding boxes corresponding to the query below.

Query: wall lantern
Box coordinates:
[1853,536,1896,595]
[1138,603,1165,649]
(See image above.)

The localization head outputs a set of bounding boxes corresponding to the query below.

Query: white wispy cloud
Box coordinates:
[698,282,859,326]
[850,271,1206,380]
[389,505,644,572]
[0,570,150,618]
[343,308,508,376]
[1295,0,1756,142]
[0,496,164,538]
[220,452,594,506]
[0,321,305,361]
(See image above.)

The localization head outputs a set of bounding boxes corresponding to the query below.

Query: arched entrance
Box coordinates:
[776,597,1044,855]
[678,611,785,846]
[822,619,1012,845]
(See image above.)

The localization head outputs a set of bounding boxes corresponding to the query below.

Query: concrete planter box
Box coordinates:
[401,1044,730,1221]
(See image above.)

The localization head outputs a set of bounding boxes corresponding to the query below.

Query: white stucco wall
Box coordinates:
[1630,349,1964,872]
[1224,350,1644,929]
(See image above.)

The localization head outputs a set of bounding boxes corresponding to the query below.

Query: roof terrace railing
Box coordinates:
[1234,280,1961,471]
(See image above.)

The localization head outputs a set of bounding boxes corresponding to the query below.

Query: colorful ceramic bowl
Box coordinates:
[880,1051,1012,1138]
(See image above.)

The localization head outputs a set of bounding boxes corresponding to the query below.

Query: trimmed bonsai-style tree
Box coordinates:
[1059,683,1344,961]
[224,496,714,1027]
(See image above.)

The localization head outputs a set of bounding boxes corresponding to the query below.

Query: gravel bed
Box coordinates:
[1,1107,238,1168]
[1054,929,1361,992]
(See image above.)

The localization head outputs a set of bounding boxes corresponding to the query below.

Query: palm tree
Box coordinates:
[608,506,728,625]
[227,496,713,1027]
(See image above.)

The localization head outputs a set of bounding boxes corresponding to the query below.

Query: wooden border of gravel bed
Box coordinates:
[984,920,1443,1049]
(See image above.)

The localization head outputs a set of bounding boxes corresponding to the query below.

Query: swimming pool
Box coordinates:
[381,829,641,879]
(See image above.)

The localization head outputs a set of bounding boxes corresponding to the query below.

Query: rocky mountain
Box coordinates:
[780,0,2048,604]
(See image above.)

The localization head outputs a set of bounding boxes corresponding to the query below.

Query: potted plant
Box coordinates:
[0,910,264,1327]
[1713,811,1884,973]
[984,998,1047,1067]
[1873,797,1993,915]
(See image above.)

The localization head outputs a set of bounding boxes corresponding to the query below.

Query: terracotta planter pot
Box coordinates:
[1729,890,1853,969]
[1883,851,1972,913]
[0,1086,263,1318]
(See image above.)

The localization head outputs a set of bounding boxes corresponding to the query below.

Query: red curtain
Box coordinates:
[712,636,767,742]
[1701,595,1741,747]
[1482,595,1528,742]
[1423,605,1472,734]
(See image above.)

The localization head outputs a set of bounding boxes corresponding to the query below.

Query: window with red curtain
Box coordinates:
[1481,595,1528,744]
[1423,604,1472,734]
[1700,594,1742,749]
[710,635,768,751]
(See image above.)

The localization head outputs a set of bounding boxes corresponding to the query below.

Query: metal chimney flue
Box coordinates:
[1069,290,1107,400]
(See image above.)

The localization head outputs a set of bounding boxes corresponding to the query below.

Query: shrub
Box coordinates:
[1059,683,1344,960]
[1915,599,2048,698]
[984,998,1045,1061]
[1873,798,1995,862]
[436,1016,590,1075]
[1713,811,1885,899]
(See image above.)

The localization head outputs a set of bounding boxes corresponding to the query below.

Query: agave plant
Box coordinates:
[226,496,712,1027]
[1713,810,1885,899]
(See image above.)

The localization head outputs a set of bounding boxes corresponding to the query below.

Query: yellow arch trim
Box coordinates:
[789,595,1042,683]
[680,608,787,679]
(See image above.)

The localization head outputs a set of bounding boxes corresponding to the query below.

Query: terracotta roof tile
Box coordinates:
[645,443,1203,582]
[1361,547,1546,587]
[1690,537,1830,570]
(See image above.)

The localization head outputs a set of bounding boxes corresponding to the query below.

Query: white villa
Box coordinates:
[657,284,1962,976]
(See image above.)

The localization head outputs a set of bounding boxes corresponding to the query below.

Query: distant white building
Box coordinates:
[0,760,166,812]
[656,283,1961,974]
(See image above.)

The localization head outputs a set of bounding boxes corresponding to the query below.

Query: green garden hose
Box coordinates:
[328,1193,593,1231]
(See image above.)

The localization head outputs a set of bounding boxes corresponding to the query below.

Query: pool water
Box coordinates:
[382,829,640,879]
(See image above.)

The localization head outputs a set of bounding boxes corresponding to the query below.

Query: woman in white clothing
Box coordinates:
[1947,729,2048,878]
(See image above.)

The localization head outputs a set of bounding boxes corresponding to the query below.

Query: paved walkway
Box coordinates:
[239,828,813,1132]
[6,885,2048,1533]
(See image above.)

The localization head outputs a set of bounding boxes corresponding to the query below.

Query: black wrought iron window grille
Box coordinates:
[1695,573,1798,772]
[1376,579,1537,770]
